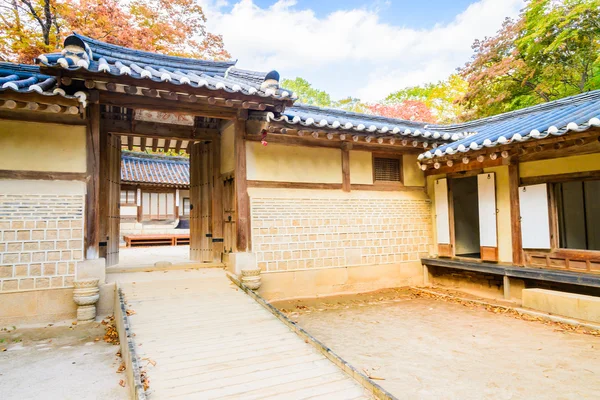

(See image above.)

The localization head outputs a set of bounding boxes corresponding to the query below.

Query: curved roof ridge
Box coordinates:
[427,89,600,132]
[288,103,428,127]
[72,33,236,75]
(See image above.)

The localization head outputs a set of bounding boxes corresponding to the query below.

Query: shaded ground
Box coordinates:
[274,288,600,400]
[0,321,128,400]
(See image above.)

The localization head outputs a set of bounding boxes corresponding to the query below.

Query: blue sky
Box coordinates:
[229,0,477,27]
[204,0,525,101]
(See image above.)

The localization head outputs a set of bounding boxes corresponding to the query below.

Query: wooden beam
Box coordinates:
[341,147,350,192]
[163,139,171,152]
[127,137,133,151]
[175,140,183,154]
[351,184,425,192]
[0,110,86,125]
[0,169,86,181]
[140,137,146,152]
[508,163,524,266]
[520,170,600,186]
[98,91,238,120]
[152,138,158,152]
[246,133,423,153]
[424,156,505,176]
[85,100,101,260]
[247,181,343,190]
[101,119,219,141]
[234,118,250,252]
[0,91,81,108]
[211,136,224,263]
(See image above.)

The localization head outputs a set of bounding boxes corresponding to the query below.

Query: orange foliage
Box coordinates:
[0,0,229,63]
[367,100,436,123]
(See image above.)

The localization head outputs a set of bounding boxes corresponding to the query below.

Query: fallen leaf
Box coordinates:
[1,348,6,352]
[119,379,126,387]
[72,321,77,326]
[117,362,126,373]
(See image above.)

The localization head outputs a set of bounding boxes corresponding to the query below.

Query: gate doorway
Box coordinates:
[99,108,225,267]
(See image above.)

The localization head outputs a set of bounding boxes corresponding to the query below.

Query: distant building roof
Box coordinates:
[419,90,600,161]
[35,33,294,101]
[121,152,189,187]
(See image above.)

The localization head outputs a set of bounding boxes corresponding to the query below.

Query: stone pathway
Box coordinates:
[118,270,371,399]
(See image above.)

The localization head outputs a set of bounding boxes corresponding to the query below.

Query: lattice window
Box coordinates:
[374,157,402,182]
[120,189,136,205]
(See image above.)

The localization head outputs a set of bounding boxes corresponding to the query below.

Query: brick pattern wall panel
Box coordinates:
[251,197,432,272]
[0,194,84,292]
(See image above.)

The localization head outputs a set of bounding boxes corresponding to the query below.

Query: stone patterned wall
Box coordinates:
[251,197,432,272]
[0,194,84,292]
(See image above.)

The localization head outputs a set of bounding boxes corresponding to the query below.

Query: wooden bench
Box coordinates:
[124,234,190,247]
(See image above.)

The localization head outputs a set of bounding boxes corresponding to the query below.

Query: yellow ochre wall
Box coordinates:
[246,142,343,183]
[349,151,373,184]
[220,121,235,174]
[520,153,600,177]
[0,120,86,173]
[403,154,426,187]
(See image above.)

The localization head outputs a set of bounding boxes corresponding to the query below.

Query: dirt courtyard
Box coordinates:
[0,321,128,400]
[274,288,600,400]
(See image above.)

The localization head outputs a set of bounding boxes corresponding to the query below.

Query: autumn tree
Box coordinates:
[0,0,229,63]
[366,100,436,123]
[385,74,467,123]
[459,0,600,119]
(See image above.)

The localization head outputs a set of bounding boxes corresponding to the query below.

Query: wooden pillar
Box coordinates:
[341,146,350,192]
[85,100,100,260]
[98,124,109,258]
[234,118,250,252]
[503,275,511,300]
[212,136,224,262]
[509,162,524,266]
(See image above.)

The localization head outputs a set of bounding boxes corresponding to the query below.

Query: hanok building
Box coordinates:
[0,33,599,324]
[120,152,190,246]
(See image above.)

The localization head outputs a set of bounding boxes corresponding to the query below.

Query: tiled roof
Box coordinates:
[36,33,295,101]
[0,62,86,103]
[266,104,461,141]
[419,90,600,161]
[121,152,189,186]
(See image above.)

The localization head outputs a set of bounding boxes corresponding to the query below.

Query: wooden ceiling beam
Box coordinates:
[127,137,133,151]
[140,137,146,152]
[163,139,171,152]
[101,119,219,141]
[98,91,237,120]
[152,138,158,152]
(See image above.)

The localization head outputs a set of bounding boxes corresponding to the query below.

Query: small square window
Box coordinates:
[373,157,402,183]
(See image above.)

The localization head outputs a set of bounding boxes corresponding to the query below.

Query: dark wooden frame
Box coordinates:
[371,153,404,189]
[522,174,600,274]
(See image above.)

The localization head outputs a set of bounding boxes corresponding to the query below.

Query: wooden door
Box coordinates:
[189,142,214,262]
[477,173,498,261]
[434,178,452,257]
[106,134,121,266]
[520,184,551,249]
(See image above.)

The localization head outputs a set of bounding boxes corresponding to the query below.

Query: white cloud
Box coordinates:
[201,0,525,101]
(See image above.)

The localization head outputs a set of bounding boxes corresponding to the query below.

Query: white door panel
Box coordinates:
[519,184,551,249]
[478,173,497,247]
[434,178,450,244]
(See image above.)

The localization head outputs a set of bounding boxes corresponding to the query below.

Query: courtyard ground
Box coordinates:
[274,288,600,400]
[0,320,128,400]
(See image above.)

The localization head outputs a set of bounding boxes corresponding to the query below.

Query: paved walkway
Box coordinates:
[117,270,371,399]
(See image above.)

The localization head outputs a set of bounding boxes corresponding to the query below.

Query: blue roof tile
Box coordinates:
[121,152,189,186]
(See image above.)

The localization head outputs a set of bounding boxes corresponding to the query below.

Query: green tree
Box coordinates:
[459,0,600,119]
[281,77,332,107]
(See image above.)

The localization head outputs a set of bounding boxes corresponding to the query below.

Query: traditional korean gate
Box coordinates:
[106,134,121,266]
[189,142,213,262]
